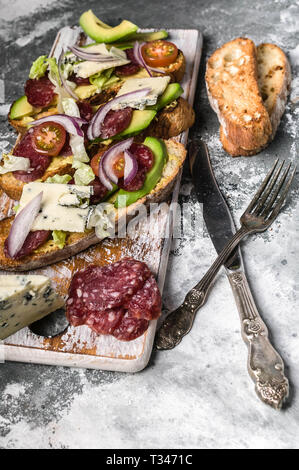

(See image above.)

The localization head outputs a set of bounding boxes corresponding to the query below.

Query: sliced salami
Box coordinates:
[66,258,160,341]
[100,108,133,139]
[115,48,141,77]
[118,166,147,191]
[24,76,55,107]
[4,230,50,259]
[89,177,108,204]
[77,101,93,121]
[112,313,149,341]
[125,274,162,320]
[85,307,124,335]
[13,129,50,182]
[68,74,90,86]
[130,143,154,170]
[59,133,72,156]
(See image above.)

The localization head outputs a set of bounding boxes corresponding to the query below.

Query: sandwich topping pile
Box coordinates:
[0,10,193,342]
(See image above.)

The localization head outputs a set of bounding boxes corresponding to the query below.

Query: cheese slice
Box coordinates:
[0,275,64,340]
[73,44,129,78]
[112,76,171,110]
[19,183,93,232]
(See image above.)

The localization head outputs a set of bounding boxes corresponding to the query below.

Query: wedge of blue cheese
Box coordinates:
[73,44,129,78]
[0,275,64,340]
[19,182,93,232]
[112,76,171,110]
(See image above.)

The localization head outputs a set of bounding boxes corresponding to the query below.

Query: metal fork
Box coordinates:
[155,159,296,352]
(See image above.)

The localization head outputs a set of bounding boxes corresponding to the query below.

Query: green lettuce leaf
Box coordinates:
[52,230,67,249]
[45,174,72,184]
[46,57,61,86]
[73,162,95,186]
[29,55,48,79]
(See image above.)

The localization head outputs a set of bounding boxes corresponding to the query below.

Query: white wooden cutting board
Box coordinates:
[1,28,203,371]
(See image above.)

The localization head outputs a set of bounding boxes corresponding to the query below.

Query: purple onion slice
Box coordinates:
[123,150,138,185]
[87,88,151,140]
[68,45,116,62]
[30,114,87,137]
[133,41,152,77]
[98,138,134,189]
[6,191,43,258]
[58,51,79,100]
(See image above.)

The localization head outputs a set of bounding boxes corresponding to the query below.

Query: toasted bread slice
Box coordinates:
[0,139,186,271]
[220,43,291,156]
[0,98,193,201]
[206,37,272,151]
[155,50,186,83]
[0,152,74,201]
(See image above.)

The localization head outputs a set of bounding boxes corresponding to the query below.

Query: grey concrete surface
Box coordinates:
[0,0,298,449]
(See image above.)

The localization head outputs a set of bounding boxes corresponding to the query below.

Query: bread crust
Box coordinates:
[219,43,291,156]
[206,37,272,151]
[0,139,186,271]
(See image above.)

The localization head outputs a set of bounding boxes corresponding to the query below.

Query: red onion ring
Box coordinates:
[123,150,138,185]
[133,41,152,77]
[30,114,87,137]
[98,138,134,189]
[68,45,116,62]
[98,164,113,191]
[87,88,151,140]
[58,51,79,100]
[6,191,43,258]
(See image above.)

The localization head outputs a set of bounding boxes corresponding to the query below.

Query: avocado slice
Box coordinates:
[147,83,183,112]
[124,30,168,42]
[9,95,35,120]
[118,110,157,138]
[79,10,138,43]
[114,137,167,208]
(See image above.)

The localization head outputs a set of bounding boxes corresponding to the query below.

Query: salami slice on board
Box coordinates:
[66,258,161,341]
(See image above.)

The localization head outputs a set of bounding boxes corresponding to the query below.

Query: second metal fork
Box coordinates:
[155,159,296,351]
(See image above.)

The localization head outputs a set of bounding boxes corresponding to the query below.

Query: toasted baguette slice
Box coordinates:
[0,98,194,201]
[0,139,186,271]
[0,152,74,201]
[220,43,291,156]
[206,37,272,151]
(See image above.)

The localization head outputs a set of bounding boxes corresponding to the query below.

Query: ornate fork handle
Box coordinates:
[227,271,289,409]
[155,226,248,350]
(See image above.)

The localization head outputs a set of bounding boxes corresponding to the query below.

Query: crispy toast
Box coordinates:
[206,38,272,152]
[0,139,186,271]
[220,43,291,156]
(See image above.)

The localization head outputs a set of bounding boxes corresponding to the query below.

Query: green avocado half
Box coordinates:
[148,83,184,112]
[9,95,35,120]
[114,137,167,208]
[79,10,138,43]
[118,110,157,138]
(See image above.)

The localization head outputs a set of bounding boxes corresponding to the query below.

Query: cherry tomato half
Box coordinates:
[32,122,66,157]
[90,150,125,179]
[141,40,178,68]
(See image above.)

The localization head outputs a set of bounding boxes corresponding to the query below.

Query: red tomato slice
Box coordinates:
[32,122,66,157]
[112,153,125,178]
[91,150,125,179]
[141,40,178,68]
